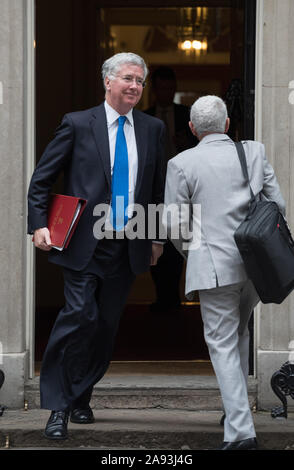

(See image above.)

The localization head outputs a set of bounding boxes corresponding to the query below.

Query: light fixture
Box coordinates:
[180,40,192,50]
[179,38,208,54]
[192,40,202,50]
[177,7,209,55]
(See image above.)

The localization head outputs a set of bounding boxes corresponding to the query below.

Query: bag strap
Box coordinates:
[234,141,255,202]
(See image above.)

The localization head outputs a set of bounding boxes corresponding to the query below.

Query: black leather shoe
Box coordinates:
[44,410,69,440]
[218,437,258,450]
[70,406,95,424]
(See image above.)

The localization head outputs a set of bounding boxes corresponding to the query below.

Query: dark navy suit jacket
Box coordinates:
[28,103,166,274]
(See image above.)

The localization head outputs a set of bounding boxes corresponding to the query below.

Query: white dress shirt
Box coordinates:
[104,100,138,225]
[104,101,162,245]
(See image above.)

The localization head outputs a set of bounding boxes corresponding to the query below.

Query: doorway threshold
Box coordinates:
[34,360,214,377]
[106,360,214,376]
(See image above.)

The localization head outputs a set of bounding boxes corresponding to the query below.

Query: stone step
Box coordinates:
[24,375,257,411]
[0,409,294,450]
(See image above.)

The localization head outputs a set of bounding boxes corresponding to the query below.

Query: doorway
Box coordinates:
[34,0,255,372]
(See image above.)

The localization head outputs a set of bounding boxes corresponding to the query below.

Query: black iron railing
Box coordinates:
[271,362,294,419]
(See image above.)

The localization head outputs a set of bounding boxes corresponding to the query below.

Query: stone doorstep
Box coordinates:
[0,409,294,450]
[24,376,258,411]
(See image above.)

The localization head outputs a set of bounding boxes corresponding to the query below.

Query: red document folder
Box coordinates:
[47,194,87,250]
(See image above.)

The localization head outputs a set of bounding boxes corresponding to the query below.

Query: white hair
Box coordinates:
[101,52,148,85]
[190,95,228,137]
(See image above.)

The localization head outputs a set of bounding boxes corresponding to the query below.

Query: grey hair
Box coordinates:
[190,95,228,137]
[102,52,148,85]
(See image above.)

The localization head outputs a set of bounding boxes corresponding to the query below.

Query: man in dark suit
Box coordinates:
[145,66,197,313]
[27,52,165,440]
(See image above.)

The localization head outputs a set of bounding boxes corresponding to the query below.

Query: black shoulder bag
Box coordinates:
[234,141,294,304]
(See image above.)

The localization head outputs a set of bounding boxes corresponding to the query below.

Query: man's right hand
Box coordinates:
[33,227,52,251]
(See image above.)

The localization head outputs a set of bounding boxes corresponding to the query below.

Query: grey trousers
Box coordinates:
[198,279,259,442]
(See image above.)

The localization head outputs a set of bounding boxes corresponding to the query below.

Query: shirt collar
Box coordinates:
[104,100,134,127]
[199,133,232,145]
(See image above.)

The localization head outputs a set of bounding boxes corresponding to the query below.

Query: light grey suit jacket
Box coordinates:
[163,133,286,299]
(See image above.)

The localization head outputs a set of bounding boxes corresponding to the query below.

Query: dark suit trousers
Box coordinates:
[40,238,135,411]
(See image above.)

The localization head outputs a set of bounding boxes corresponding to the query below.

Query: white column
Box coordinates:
[0,0,30,407]
[256,0,294,409]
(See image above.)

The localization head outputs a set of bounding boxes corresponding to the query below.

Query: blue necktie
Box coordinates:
[111,116,129,231]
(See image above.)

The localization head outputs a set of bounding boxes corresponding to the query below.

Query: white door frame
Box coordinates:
[254,0,263,378]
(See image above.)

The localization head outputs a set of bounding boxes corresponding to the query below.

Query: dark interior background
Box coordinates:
[34,0,255,366]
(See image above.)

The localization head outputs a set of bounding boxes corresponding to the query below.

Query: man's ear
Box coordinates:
[105,76,111,91]
[189,121,198,137]
[225,117,230,133]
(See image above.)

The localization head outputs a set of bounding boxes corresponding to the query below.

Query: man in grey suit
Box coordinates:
[163,95,286,450]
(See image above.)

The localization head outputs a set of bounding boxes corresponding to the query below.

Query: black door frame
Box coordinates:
[34,0,257,368]
[243,0,256,139]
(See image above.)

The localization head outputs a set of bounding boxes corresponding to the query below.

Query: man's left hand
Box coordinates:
[150,243,164,266]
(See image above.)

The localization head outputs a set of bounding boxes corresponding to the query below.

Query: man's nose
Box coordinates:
[129,79,139,88]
